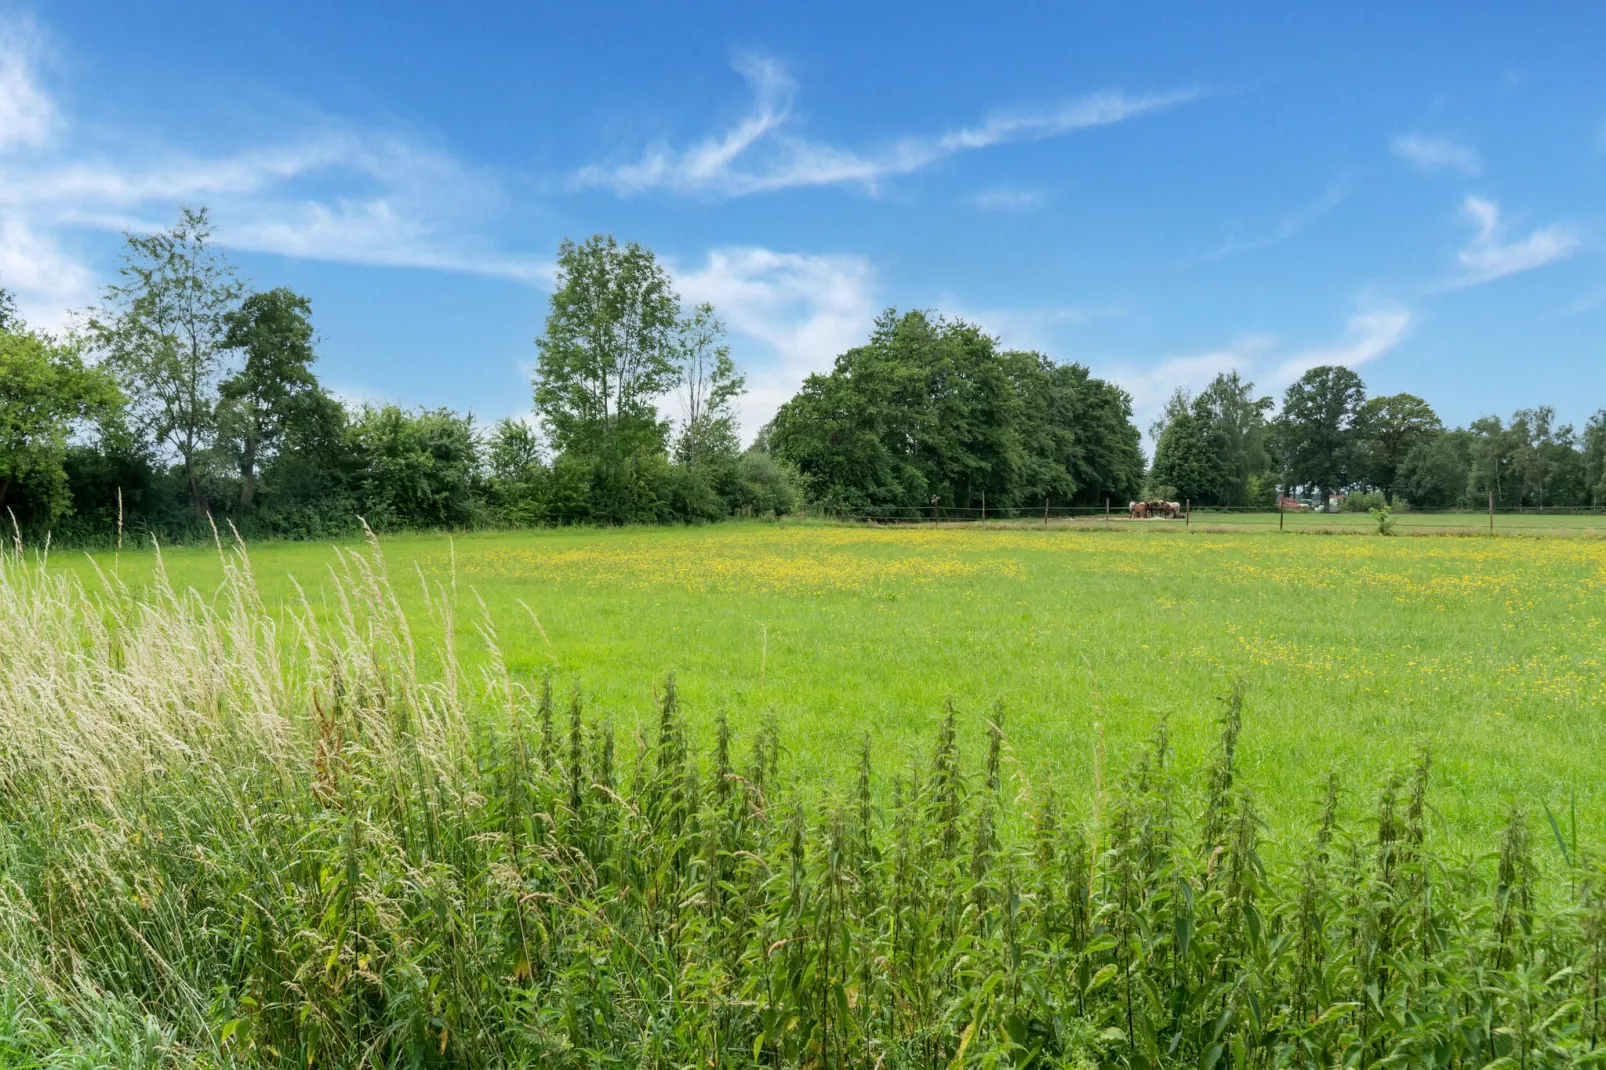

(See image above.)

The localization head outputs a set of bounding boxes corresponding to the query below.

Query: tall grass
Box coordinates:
[1,535,1604,1067]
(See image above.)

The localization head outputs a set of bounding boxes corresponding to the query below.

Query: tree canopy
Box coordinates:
[1273,365,1367,503]
[770,309,1142,513]
[533,236,682,461]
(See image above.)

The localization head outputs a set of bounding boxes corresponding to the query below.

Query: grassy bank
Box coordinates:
[4,537,1606,1065]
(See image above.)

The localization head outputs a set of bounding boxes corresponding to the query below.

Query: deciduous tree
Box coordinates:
[0,325,120,521]
[673,303,745,469]
[1355,393,1441,504]
[1273,365,1366,509]
[219,288,321,510]
[88,207,242,515]
[533,236,681,462]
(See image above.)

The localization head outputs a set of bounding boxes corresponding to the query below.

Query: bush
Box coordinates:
[1343,489,1386,513]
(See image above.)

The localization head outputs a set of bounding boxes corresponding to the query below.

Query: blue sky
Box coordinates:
[2,2,1604,445]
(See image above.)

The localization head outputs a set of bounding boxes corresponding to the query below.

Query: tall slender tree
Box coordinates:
[219,288,321,510]
[89,207,243,515]
[673,303,745,469]
[532,236,682,462]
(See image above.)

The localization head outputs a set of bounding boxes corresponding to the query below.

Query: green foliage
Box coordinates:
[7,545,1606,1066]
[1355,392,1442,504]
[1149,406,1227,504]
[345,405,484,529]
[218,287,324,510]
[1398,429,1472,509]
[1369,503,1396,534]
[0,328,120,522]
[87,207,244,515]
[1273,364,1366,505]
[673,302,744,469]
[1148,374,1275,506]
[533,235,681,461]
[772,308,1142,513]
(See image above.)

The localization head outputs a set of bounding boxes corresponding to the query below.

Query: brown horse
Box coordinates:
[1128,500,1148,519]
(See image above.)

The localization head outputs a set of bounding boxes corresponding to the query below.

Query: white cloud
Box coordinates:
[1267,304,1412,384]
[575,54,1196,198]
[1107,304,1412,443]
[673,246,878,440]
[0,22,53,151]
[1448,194,1579,288]
[0,22,550,319]
[0,213,94,328]
[1391,134,1481,175]
[971,185,1049,211]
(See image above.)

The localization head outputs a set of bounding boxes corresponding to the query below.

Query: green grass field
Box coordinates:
[63,518,1606,844]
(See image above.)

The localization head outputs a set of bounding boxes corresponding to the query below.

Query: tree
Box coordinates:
[89,207,243,515]
[1273,365,1366,509]
[0,282,19,334]
[1583,411,1606,507]
[1355,393,1442,505]
[771,308,1141,511]
[219,288,321,510]
[1467,415,1513,507]
[1149,407,1228,504]
[673,303,745,469]
[1397,431,1472,509]
[1193,372,1274,505]
[533,236,682,462]
[0,329,120,521]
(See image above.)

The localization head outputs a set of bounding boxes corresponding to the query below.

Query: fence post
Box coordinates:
[1044,498,1049,527]
[981,491,986,525]
[1279,497,1284,532]
[1488,491,1494,536]
[1185,500,1190,529]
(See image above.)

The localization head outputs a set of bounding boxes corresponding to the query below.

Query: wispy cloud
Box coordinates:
[575,54,1197,198]
[1268,304,1412,384]
[0,21,551,325]
[673,245,877,440]
[1392,134,1481,175]
[1446,195,1579,288]
[1189,180,1349,263]
[1107,303,1412,441]
[0,20,53,151]
[970,185,1049,211]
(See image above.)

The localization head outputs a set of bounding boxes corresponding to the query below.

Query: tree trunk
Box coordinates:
[0,473,11,512]
[239,434,257,510]
[185,455,207,517]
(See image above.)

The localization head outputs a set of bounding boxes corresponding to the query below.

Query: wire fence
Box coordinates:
[796,501,1606,535]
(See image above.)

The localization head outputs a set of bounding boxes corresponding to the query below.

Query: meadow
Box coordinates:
[62,518,1606,841]
[6,521,1606,1066]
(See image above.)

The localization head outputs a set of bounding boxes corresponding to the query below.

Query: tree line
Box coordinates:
[4,206,1603,544]
[0,215,798,543]
[1149,364,1606,510]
